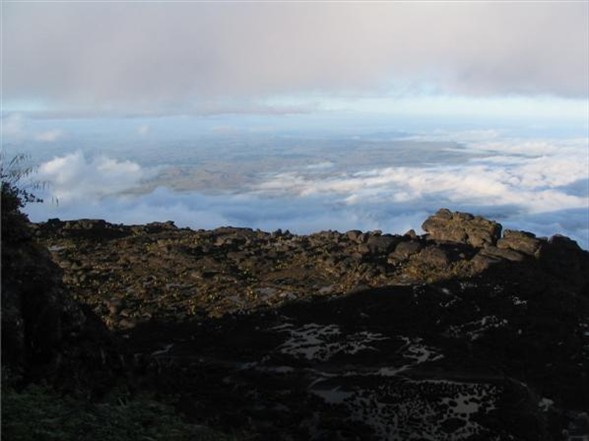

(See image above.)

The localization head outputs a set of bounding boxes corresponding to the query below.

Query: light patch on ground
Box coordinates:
[446,316,509,341]
[272,323,388,361]
[312,380,500,441]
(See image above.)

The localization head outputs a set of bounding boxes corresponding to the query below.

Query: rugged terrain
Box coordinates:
[4,208,589,440]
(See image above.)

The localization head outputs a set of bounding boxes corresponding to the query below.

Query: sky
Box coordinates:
[2,1,589,247]
[3,1,588,116]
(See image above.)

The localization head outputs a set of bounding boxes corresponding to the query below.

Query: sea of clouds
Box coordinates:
[14,119,588,250]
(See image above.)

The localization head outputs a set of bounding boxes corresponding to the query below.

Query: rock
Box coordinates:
[366,234,402,255]
[78,219,108,230]
[144,221,177,233]
[32,210,589,328]
[404,229,418,239]
[539,234,589,289]
[441,417,466,433]
[422,209,502,248]
[478,245,525,262]
[118,318,137,329]
[470,253,502,272]
[497,230,542,256]
[389,240,424,260]
[356,244,371,256]
[105,299,123,315]
[415,246,451,267]
[346,230,363,243]
[2,220,118,386]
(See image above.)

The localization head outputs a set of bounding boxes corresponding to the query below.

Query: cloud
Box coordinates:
[36,151,154,204]
[24,135,589,249]
[35,129,64,142]
[137,124,150,136]
[2,113,66,144]
[4,2,588,115]
[255,137,588,216]
[2,113,26,139]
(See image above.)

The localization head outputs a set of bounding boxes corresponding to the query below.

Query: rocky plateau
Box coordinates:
[4,208,589,440]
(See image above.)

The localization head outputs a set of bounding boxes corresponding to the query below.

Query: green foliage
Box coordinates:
[1,152,43,212]
[1,153,44,243]
[1,382,234,441]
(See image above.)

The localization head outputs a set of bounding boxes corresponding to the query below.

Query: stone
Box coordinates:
[470,253,501,272]
[390,240,423,260]
[422,209,502,248]
[479,245,525,262]
[415,246,450,267]
[497,230,542,256]
[539,234,589,288]
[366,234,402,255]
[404,229,418,239]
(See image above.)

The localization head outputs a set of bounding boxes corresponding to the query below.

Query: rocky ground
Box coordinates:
[33,209,586,326]
[11,209,589,439]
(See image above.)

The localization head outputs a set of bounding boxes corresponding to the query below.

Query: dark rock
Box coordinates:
[404,229,418,239]
[390,240,423,260]
[345,230,362,242]
[422,208,502,248]
[2,241,68,371]
[356,243,371,255]
[118,318,137,329]
[497,230,542,256]
[470,253,502,272]
[366,234,402,255]
[414,246,450,267]
[2,204,121,391]
[78,219,108,230]
[478,245,525,262]
[440,417,466,433]
[539,234,589,289]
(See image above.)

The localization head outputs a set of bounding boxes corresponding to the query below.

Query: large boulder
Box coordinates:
[539,235,589,291]
[497,230,542,256]
[366,234,402,255]
[422,209,502,248]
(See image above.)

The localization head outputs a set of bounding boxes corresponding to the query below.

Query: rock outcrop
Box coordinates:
[422,208,502,247]
[33,209,587,327]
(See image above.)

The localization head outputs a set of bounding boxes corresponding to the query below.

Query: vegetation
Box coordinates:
[1,152,43,212]
[1,153,43,243]
[2,382,232,441]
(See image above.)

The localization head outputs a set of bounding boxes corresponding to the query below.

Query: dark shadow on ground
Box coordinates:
[119,256,589,441]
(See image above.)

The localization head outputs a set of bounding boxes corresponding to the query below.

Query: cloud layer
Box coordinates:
[36,151,154,204]
[5,2,588,114]
[25,136,589,249]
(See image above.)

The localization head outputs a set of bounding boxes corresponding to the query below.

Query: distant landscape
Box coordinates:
[6,113,589,249]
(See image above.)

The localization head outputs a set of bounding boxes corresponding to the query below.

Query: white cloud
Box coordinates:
[35,129,64,142]
[36,151,153,204]
[2,113,66,144]
[24,135,589,249]
[255,146,588,216]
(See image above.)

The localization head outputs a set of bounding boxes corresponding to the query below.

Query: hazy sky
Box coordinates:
[3,1,588,117]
